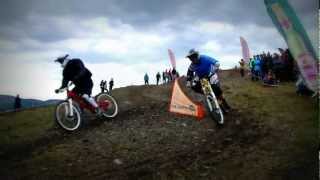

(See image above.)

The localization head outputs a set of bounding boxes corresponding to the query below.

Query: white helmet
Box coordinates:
[54,54,69,64]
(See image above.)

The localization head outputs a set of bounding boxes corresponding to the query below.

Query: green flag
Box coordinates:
[264,0,318,92]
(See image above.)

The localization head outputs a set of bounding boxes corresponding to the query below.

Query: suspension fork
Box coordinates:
[67,98,74,117]
[201,80,220,111]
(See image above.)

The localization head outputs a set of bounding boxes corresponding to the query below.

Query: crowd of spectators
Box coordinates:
[249,48,298,84]
[246,48,314,96]
[161,68,179,84]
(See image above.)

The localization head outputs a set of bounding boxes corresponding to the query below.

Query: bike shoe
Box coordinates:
[221,107,229,114]
[95,108,103,116]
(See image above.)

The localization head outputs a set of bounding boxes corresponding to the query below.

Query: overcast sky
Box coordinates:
[0,0,318,100]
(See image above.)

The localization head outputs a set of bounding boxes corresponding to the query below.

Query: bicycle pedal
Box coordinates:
[95,108,103,116]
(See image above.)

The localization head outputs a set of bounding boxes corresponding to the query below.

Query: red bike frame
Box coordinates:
[67,90,110,113]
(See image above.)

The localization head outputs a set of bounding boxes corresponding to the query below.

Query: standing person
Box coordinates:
[54,54,101,115]
[296,76,314,96]
[14,94,21,111]
[239,59,245,77]
[109,78,114,93]
[185,49,231,114]
[266,52,273,77]
[168,69,172,82]
[272,53,283,82]
[156,72,161,85]
[279,48,290,81]
[285,49,297,81]
[263,70,276,85]
[171,68,178,80]
[165,70,169,83]
[254,55,262,81]
[261,53,268,80]
[162,71,166,84]
[144,73,149,85]
[100,80,107,93]
[249,57,256,81]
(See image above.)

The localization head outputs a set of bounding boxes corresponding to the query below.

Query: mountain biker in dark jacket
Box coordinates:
[186,49,231,113]
[54,54,101,114]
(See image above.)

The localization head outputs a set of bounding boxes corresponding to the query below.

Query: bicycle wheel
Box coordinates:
[205,95,224,125]
[55,101,82,131]
[96,93,118,118]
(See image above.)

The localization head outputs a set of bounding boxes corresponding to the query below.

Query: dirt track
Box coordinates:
[0,70,317,180]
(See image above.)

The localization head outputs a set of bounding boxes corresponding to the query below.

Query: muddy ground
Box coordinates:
[0,70,317,180]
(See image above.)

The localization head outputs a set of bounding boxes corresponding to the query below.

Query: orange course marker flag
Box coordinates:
[169,78,205,120]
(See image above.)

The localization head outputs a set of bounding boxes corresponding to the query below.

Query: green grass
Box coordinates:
[0,106,55,149]
[222,75,318,179]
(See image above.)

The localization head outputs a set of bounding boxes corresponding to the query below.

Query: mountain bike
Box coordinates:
[199,74,224,125]
[54,84,118,131]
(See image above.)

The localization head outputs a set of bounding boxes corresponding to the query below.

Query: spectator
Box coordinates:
[168,69,172,82]
[156,72,161,85]
[239,59,245,77]
[164,70,168,83]
[14,94,21,111]
[100,80,107,93]
[162,71,166,84]
[272,53,283,82]
[253,55,262,80]
[246,48,298,85]
[266,52,273,74]
[249,57,255,81]
[260,54,267,79]
[296,76,313,96]
[165,69,170,82]
[109,78,114,93]
[263,70,276,85]
[283,49,297,81]
[144,73,149,85]
[171,68,179,80]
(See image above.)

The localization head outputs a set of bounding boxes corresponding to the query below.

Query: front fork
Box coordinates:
[201,81,220,111]
[66,98,74,117]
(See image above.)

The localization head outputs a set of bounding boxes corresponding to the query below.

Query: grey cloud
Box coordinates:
[0,0,316,27]
[0,0,317,60]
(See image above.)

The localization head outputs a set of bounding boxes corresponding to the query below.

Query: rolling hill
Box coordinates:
[0,95,61,112]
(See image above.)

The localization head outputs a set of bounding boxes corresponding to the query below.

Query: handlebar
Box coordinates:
[55,82,73,94]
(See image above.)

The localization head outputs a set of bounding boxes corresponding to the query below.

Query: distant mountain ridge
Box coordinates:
[0,95,61,112]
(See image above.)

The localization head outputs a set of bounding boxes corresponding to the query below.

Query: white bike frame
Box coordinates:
[67,98,74,117]
[58,83,75,117]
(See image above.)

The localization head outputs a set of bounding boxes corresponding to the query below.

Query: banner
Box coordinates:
[169,78,204,120]
[240,36,251,64]
[168,49,176,69]
[265,0,318,92]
